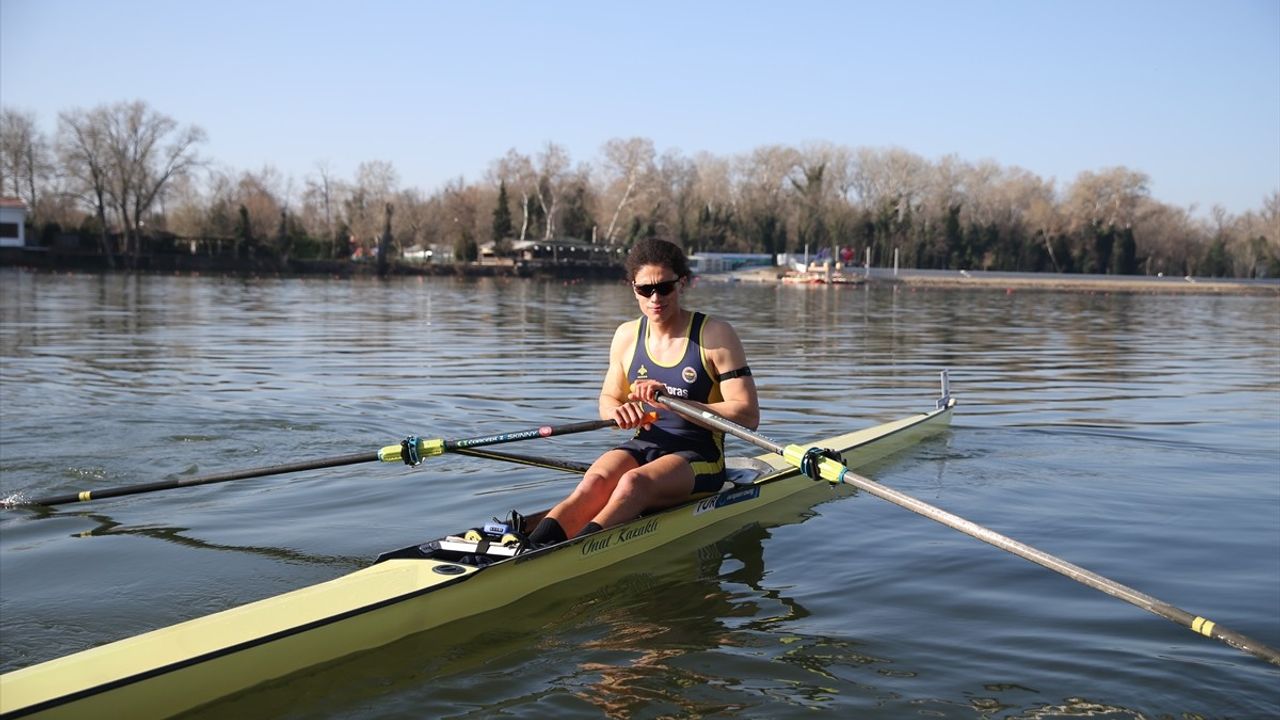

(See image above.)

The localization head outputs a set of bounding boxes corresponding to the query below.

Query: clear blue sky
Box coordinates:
[2,0,1277,215]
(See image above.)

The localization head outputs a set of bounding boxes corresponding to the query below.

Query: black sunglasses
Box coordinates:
[632,279,680,297]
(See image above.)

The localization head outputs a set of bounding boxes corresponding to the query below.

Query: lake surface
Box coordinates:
[1,268,1277,718]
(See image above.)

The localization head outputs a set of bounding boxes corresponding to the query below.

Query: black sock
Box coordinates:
[528,517,567,545]
[573,521,603,538]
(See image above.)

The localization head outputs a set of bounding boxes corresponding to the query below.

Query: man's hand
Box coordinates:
[628,379,666,406]
[612,400,657,430]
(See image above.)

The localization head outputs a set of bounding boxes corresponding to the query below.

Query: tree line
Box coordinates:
[2,100,1277,277]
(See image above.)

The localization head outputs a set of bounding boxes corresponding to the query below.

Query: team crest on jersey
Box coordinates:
[681,366,697,383]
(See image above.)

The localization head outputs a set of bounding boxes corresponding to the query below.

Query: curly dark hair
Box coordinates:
[624,238,691,281]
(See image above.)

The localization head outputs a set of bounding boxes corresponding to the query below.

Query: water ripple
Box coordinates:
[2,270,1277,718]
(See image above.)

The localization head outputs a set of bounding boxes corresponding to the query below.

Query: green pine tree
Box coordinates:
[560,184,594,241]
[235,205,253,260]
[455,230,478,263]
[492,181,514,243]
[1111,227,1137,275]
[1203,237,1229,277]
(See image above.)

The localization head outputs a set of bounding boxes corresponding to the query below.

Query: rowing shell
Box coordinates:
[0,394,954,719]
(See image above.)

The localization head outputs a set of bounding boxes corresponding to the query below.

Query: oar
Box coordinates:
[655,394,1280,668]
[453,447,591,474]
[9,415,648,508]
[375,413,651,465]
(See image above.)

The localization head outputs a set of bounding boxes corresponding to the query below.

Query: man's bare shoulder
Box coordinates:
[613,318,641,339]
[609,318,641,352]
[700,315,744,348]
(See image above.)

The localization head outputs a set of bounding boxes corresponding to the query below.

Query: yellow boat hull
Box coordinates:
[1,398,953,719]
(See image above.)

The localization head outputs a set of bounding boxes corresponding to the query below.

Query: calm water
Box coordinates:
[1,268,1277,719]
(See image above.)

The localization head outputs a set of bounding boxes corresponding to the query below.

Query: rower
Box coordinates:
[527,238,760,547]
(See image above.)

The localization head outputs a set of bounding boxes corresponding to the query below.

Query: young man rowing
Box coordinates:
[527,238,760,546]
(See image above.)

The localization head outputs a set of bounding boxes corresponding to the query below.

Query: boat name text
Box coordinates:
[581,518,660,556]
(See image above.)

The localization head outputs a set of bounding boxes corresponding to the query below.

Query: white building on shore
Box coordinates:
[0,198,27,247]
[687,252,775,274]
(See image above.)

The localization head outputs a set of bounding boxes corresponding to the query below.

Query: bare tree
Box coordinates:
[0,109,52,217]
[1235,191,1280,276]
[734,145,801,253]
[303,161,343,257]
[958,160,1005,228]
[442,177,482,261]
[235,166,286,244]
[198,168,241,240]
[535,142,570,240]
[692,151,733,217]
[21,111,1280,278]
[788,143,854,251]
[848,147,928,219]
[687,152,737,250]
[56,106,116,259]
[97,101,205,260]
[161,172,207,240]
[344,160,399,255]
[392,187,431,254]
[999,169,1063,272]
[822,144,858,204]
[1065,167,1150,232]
[492,149,536,241]
[1261,191,1280,241]
[1132,199,1203,275]
[655,149,698,245]
[599,137,656,244]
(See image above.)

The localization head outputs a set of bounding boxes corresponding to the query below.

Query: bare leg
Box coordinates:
[590,454,696,528]
[543,450,638,536]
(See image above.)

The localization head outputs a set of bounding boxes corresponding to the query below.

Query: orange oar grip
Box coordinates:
[639,411,660,425]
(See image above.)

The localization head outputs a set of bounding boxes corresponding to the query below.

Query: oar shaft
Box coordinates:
[447,418,617,450]
[655,394,1280,667]
[378,415,652,463]
[453,447,591,474]
[653,396,785,453]
[24,452,379,507]
[17,414,637,508]
[830,465,1280,666]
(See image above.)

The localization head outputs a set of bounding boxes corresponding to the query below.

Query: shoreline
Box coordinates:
[721,267,1280,296]
[0,248,623,281]
[2,252,1275,297]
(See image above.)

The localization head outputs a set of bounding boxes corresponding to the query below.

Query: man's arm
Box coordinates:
[701,318,760,430]
[600,320,651,428]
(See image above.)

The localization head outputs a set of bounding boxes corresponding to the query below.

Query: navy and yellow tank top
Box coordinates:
[625,311,724,444]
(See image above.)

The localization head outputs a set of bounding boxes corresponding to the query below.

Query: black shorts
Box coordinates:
[614,433,726,494]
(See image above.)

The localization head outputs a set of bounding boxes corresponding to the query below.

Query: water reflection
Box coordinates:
[67,510,364,568]
[563,521,806,719]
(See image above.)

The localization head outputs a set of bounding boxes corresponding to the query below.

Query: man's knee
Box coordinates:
[613,469,653,500]
[573,472,615,501]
